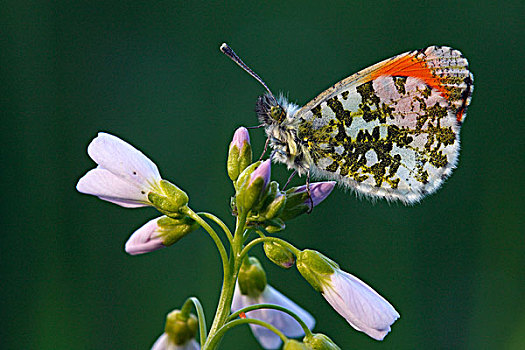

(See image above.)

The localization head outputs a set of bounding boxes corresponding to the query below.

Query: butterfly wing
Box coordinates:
[295,46,473,203]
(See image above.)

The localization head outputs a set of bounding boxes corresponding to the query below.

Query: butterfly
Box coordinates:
[221,43,473,204]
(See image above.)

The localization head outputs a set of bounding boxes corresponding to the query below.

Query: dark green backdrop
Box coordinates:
[2,1,524,349]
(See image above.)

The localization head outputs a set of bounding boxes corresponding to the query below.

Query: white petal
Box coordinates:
[322,270,400,340]
[87,132,161,189]
[151,334,200,350]
[125,217,166,255]
[76,167,150,207]
[151,333,173,350]
[232,284,315,350]
[179,339,200,350]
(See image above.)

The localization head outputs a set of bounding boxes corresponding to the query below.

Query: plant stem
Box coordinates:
[183,207,230,275]
[198,212,234,244]
[206,318,288,349]
[227,303,313,338]
[203,211,248,350]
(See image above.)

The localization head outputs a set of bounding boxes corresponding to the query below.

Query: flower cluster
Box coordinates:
[76,128,399,349]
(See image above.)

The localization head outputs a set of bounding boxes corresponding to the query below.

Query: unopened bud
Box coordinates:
[125,216,199,255]
[164,310,198,346]
[264,241,295,268]
[303,333,341,350]
[264,218,286,233]
[238,256,267,297]
[296,250,338,292]
[227,127,252,181]
[236,160,271,213]
[279,182,335,221]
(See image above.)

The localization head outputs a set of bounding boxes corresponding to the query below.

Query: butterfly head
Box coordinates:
[256,93,286,125]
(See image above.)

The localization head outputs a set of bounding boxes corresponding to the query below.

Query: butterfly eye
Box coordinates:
[270,105,285,122]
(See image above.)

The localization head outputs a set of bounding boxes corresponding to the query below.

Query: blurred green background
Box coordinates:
[2,0,524,349]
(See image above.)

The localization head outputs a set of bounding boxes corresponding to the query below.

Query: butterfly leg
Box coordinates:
[306,170,314,214]
[258,137,271,161]
[282,170,297,190]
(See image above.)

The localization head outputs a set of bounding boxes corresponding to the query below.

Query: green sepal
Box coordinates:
[264,241,295,268]
[264,218,286,233]
[277,187,310,221]
[239,143,252,176]
[238,256,267,297]
[227,145,241,181]
[157,216,200,246]
[165,310,199,346]
[284,339,310,350]
[303,333,341,350]
[253,181,278,212]
[296,250,339,292]
[236,161,268,213]
[235,161,260,192]
[148,180,189,214]
[227,140,252,182]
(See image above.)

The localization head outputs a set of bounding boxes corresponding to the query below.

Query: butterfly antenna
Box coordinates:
[220,43,277,103]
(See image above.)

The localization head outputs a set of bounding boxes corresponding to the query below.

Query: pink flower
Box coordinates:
[124,217,165,255]
[231,127,250,150]
[232,284,315,349]
[322,270,400,340]
[293,181,336,207]
[151,334,200,350]
[249,159,271,189]
[76,132,162,207]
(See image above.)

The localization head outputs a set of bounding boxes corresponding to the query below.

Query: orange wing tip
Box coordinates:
[370,49,449,98]
[370,46,473,123]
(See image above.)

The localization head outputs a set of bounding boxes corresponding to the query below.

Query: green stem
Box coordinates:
[206,318,288,349]
[183,297,208,347]
[203,211,248,350]
[183,207,229,275]
[227,303,313,338]
[198,212,234,245]
[240,236,300,261]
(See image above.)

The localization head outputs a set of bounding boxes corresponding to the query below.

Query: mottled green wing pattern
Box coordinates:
[296,46,473,203]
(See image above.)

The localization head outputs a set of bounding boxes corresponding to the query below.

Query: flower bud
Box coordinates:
[279,182,335,221]
[283,339,310,350]
[264,241,295,268]
[296,250,338,292]
[298,251,400,340]
[263,218,286,233]
[125,216,200,255]
[236,160,271,213]
[303,333,341,350]
[238,256,267,297]
[227,127,252,181]
[148,180,189,215]
[164,310,199,346]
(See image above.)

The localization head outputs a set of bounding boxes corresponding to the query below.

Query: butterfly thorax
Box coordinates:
[256,93,311,175]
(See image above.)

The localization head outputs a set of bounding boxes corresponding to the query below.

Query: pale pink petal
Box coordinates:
[232,284,315,349]
[125,217,165,255]
[322,271,399,340]
[87,132,161,189]
[249,159,271,188]
[151,333,171,350]
[309,182,336,207]
[76,167,150,207]
[151,334,200,350]
[231,127,250,149]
